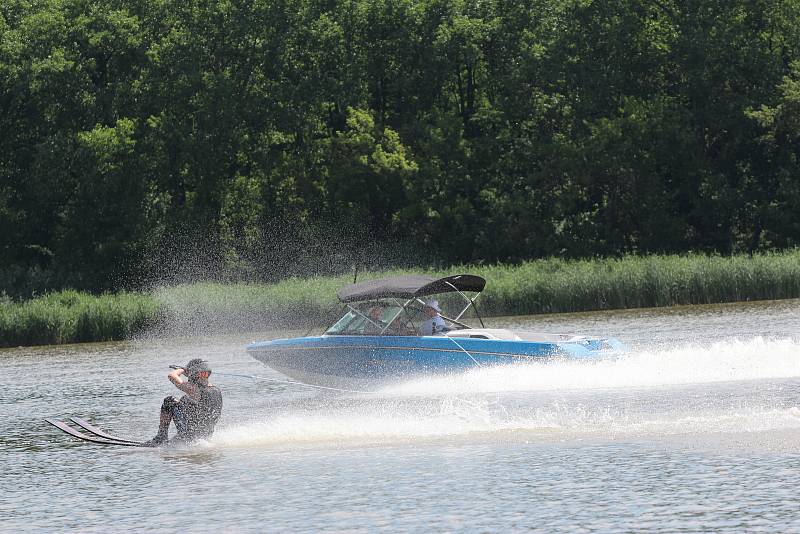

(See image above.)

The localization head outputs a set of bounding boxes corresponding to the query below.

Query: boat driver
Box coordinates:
[144,358,223,446]
[363,305,386,334]
[420,299,448,335]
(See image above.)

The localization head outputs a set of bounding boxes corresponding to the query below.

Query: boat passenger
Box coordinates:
[420,299,448,335]
[144,358,223,447]
[386,313,414,335]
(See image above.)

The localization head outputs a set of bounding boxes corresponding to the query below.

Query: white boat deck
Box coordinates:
[446,328,588,343]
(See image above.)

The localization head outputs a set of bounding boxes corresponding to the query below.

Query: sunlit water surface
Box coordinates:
[2,299,800,532]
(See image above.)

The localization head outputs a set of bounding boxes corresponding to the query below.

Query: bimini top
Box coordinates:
[337,274,486,303]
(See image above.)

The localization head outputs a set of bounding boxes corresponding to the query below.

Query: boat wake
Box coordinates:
[213,337,800,448]
[381,336,800,396]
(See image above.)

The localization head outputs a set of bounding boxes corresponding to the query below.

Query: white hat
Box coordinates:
[424,299,441,312]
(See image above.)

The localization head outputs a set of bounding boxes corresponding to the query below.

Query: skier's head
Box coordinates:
[184,358,212,379]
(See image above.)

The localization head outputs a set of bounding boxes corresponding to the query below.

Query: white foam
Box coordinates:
[214,397,507,447]
[380,336,800,396]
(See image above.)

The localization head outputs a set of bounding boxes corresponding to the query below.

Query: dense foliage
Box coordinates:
[3,0,800,297]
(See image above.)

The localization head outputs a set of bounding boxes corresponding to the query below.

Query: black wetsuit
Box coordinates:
[163,382,223,442]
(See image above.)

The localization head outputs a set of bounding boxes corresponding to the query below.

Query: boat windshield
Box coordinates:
[325,304,416,336]
[325,300,471,336]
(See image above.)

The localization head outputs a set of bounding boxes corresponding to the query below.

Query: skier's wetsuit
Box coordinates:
[160,381,223,442]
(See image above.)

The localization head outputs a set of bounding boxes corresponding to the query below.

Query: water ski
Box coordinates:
[46,418,148,447]
[69,417,142,444]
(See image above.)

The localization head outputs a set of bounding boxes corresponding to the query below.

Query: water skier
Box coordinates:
[145,358,223,447]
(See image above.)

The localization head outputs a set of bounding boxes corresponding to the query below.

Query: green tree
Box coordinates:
[747,60,800,249]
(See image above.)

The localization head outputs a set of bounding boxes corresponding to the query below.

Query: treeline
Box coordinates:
[3,0,800,297]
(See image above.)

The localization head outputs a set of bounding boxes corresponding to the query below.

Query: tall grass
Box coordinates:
[468,251,800,316]
[2,251,799,347]
[0,290,160,347]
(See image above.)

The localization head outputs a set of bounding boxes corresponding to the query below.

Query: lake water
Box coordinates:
[2,299,800,532]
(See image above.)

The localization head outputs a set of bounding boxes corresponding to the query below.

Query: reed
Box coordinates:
[2,250,799,347]
[153,250,800,327]
[466,252,800,315]
[0,290,160,347]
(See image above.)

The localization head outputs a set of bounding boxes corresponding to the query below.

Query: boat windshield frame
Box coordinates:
[442,279,483,323]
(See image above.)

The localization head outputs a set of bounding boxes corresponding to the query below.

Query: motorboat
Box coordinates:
[246,274,626,389]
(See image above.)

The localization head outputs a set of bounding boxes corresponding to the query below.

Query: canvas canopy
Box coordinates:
[337,274,486,303]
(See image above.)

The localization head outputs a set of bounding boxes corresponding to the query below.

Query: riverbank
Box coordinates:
[2,251,799,348]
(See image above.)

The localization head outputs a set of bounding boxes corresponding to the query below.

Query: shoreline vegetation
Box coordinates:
[2,251,799,348]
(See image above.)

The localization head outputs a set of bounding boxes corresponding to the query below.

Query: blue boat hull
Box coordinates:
[247,334,624,389]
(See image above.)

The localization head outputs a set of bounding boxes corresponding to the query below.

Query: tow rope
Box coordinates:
[214,372,372,394]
